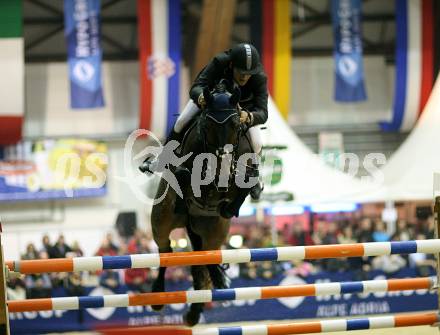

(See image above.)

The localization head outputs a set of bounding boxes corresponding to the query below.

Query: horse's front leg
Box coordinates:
[150,184,177,311]
[150,242,172,311]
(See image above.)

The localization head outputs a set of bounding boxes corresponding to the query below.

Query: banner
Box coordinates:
[257,0,291,119]
[64,0,105,109]
[0,0,23,145]
[0,139,107,201]
[380,0,435,131]
[10,268,436,334]
[137,0,181,138]
[331,0,367,102]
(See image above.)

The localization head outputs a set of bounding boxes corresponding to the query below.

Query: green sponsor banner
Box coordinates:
[0,0,22,38]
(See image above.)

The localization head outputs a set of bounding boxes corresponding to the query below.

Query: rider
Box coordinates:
[140,43,268,214]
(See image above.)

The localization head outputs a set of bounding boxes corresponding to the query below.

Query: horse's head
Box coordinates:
[200,81,241,156]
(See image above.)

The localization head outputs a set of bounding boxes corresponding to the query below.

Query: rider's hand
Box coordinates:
[198,93,206,108]
[240,110,251,124]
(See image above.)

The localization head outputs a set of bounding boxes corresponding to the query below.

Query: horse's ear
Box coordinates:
[229,87,241,106]
[203,87,213,106]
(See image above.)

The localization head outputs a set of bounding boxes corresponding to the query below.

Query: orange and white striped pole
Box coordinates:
[0,222,10,335]
[6,277,435,313]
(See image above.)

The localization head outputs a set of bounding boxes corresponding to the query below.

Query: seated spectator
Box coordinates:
[105,232,119,253]
[372,220,390,242]
[288,223,313,246]
[338,225,356,244]
[395,220,411,241]
[408,233,436,276]
[239,262,257,280]
[40,234,52,254]
[25,273,52,299]
[100,270,121,290]
[49,234,72,258]
[7,277,26,300]
[357,218,373,243]
[124,268,151,293]
[285,260,316,278]
[258,261,282,280]
[96,237,118,257]
[65,272,85,297]
[68,241,84,258]
[372,254,406,275]
[22,243,39,260]
[125,234,153,292]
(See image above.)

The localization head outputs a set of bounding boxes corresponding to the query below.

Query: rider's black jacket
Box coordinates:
[189,51,268,126]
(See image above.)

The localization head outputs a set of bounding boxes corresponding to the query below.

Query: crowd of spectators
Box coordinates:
[236,215,436,281]
[7,215,436,301]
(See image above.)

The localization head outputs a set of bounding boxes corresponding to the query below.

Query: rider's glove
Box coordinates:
[198,93,206,109]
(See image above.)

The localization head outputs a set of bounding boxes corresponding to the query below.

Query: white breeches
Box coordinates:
[174,100,263,154]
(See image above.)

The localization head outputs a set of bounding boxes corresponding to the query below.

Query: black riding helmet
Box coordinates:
[230,43,261,75]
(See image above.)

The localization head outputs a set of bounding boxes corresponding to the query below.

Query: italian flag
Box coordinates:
[0,0,23,145]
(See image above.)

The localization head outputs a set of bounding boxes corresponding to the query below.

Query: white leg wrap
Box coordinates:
[174,100,200,133]
[248,126,263,154]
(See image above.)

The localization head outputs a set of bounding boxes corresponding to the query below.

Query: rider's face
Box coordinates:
[233,68,251,86]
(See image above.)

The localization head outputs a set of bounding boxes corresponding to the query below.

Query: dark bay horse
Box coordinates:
[150,83,256,326]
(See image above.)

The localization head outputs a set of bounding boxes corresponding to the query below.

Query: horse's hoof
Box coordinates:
[151,304,164,312]
[184,310,201,327]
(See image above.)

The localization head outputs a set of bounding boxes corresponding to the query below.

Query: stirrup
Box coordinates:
[139,156,156,175]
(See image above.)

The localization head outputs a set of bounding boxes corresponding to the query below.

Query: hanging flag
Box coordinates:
[381,0,435,131]
[64,0,105,109]
[137,0,181,139]
[0,0,23,145]
[331,0,367,102]
[252,0,291,120]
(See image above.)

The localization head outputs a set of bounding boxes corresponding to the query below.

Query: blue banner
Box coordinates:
[64,0,105,109]
[10,269,437,334]
[331,0,367,102]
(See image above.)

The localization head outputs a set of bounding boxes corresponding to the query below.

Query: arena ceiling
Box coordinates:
[24,0,396,64]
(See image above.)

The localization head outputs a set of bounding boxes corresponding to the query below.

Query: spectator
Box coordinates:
[22,243,39,260]
[69,241,84,258]
[395,220,410,241]
[408,233,436,276]
[372,254,406,276]
[7,277,26,300]
[100,270,121,290]
[125,234,153,292]
[40,234,52,254]
[65,272,85,297]
[285,260,316,278]
[49,235,72,258]
[338,225,356,244]
[105,232,119,253]
[288,223,313,246]
[372,220,390,242]
[25,272,52,299]
[311,221,326,246]
[357,218,373,243]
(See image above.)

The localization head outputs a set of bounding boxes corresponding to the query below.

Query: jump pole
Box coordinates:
[7,239,440,274]
[0,223,10,335]
[434,172,440,330]
[7,277,435,313]
[93,312,440,335]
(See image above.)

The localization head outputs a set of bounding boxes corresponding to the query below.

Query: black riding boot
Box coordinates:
[139,129,183,174]
[250,163,264,201]
[219,188,250,219]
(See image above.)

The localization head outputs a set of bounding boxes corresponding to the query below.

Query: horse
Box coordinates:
[149,82,256,326]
